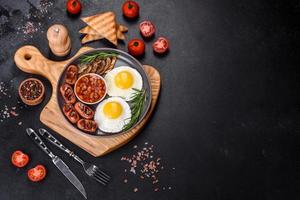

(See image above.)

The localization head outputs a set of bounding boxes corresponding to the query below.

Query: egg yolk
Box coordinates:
[114,71,134,89]
[103,101,123,119]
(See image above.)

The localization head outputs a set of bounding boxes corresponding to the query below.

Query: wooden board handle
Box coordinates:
[14,45,66,85]
[14,45,93,86]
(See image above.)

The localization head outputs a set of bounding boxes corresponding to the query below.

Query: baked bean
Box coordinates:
[75,74,106,103]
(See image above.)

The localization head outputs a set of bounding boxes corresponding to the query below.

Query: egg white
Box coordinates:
[94,97,131,133]
[104,66,143,101]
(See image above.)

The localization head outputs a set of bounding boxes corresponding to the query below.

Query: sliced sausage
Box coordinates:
[60,83,76,104]
[65,65,78,85]
[77,119,97,133]
[63,104,80,124]
[74,102,94,119]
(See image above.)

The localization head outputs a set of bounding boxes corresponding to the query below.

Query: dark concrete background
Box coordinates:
[0,0,299,199]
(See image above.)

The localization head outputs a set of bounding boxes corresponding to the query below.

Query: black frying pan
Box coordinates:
[57,48,152,136]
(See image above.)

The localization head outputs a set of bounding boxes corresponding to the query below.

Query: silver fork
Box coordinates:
[38,128,110,185]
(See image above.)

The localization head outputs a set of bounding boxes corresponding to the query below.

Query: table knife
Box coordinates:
[26,128,87,199]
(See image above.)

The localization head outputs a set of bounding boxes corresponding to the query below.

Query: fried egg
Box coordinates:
[94,97,131,133]
[104,66,143,101]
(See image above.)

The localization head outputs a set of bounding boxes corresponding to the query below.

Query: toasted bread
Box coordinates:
[79,24,127,35]
[117,29,126,40]
[79,25,99,35]
[118,25,128,32]
[81,34,102,44]
[80,25,126,44]
[81,12,117,46]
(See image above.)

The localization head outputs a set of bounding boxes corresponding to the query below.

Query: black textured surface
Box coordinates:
[0,0,299,200]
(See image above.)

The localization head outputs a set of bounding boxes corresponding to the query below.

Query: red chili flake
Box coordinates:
[20,80,43,100]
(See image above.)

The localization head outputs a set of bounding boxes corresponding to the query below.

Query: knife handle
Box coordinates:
[26,128,55,159]
[39,128,84,165]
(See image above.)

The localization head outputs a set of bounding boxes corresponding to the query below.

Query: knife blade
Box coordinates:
[53,156,87,199]
[26,128,87,199]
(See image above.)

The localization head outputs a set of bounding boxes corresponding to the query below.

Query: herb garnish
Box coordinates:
[123,88,147,131]
[80,52,118,64]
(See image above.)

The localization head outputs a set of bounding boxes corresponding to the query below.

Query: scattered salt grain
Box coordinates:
[22,21,38,35]
[16,0,54,39]
[133,188,138,192]
[0,81,23,123]
[121,142,174,193]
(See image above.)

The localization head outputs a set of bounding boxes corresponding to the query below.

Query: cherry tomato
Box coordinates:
[152,37,169,54]
[11,150,29,168]
[27,165,47,182]
[139,21,156,38]
[128,39,145,57]
[122,1,139,19]
[66,0,82,15]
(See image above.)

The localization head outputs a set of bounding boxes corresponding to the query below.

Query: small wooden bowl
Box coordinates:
[18,78,45,106]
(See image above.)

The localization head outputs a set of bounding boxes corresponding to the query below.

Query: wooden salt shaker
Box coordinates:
[47,24,71,56]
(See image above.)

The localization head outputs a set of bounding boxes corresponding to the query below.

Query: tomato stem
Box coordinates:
[72,1,77,7]
[133,41,139,46]
[128,3,133,9]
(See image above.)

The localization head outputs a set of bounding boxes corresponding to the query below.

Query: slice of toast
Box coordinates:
[81,34,103,44]
[79,24,128,35]
[118,25,128,32]
[81,12,118,46]
[79,25,99,35]
[80,25,126,44]
[116,29,126,40]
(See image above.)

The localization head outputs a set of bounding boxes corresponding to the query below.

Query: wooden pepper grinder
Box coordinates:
[47,24,71,57]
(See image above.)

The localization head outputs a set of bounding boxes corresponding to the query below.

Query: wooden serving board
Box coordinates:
[14,45,161,157]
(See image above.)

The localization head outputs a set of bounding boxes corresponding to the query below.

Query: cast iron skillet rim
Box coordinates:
[56,48,152,136]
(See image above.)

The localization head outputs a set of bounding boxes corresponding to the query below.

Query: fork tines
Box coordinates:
[92,167,110,185]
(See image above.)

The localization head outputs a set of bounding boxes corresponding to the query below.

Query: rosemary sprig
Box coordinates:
[123,88,147,131]
[79,52,118,64]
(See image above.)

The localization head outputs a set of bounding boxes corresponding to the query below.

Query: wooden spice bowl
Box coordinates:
[18,78,45,106]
